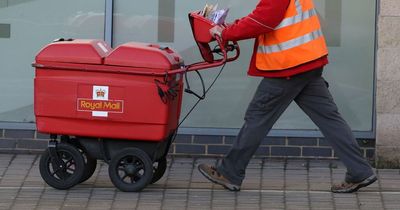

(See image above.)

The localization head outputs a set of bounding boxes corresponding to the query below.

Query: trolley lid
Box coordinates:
[104,42,183,70]
[35,39,111,65]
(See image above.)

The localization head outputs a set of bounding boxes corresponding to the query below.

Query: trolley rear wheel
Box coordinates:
[150,157,167,184]
[39,142,85,190]
[108,148,153,192]
[79,151,97,183]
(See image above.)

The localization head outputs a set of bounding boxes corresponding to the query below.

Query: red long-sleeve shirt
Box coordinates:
[221,0,328,78]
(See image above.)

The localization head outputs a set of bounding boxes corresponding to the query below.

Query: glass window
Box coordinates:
[113,0,376,132]
[1,0,376,133]
[0,0,104,123]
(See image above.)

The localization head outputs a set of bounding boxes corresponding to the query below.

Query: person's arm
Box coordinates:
[221,0,290,41]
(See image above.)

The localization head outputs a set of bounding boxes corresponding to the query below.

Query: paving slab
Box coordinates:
[0,154,399,209]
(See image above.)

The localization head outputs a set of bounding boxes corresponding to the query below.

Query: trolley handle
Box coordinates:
[213,41,240,62]
[186,36,240,72]
[212,43,237,54]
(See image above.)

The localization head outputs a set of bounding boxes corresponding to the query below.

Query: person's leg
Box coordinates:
[215,75,309,186]
[294,74,375,189]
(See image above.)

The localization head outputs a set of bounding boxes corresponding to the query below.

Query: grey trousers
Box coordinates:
[217,68,374,185]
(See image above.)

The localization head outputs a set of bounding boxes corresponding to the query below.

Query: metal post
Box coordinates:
[104,0,114,46]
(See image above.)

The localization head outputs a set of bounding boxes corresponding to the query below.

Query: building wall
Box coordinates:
[0,129,375,162]
[376,0,400,168]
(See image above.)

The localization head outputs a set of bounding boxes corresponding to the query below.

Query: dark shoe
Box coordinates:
[331,174,377,193]
[198,164,240,191]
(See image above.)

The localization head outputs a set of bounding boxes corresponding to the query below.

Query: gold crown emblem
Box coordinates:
[96,89,106,97]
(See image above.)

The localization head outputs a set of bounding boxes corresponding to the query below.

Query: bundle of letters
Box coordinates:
[200,3,229,25]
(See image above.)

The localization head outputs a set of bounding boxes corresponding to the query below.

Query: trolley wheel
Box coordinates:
[150,157,167,184]
[79,151,97,183]
[108,148,153,192]
[39,143,85,190]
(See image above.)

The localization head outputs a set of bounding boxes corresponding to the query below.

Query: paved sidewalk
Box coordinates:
[0,154,399,210]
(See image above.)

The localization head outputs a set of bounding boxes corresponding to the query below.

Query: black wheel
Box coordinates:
[108,148,153,192]
[39,142,85,190]
[68,138,97,183]
[150,157,167,184]
[79,151,97,183]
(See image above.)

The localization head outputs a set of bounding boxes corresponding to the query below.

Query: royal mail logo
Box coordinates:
[77,85,124,117]
[96,89,106,98]
[93,86,108,100]
[77,99,124,113]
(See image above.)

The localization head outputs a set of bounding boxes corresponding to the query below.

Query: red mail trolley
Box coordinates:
[33,12,239,192]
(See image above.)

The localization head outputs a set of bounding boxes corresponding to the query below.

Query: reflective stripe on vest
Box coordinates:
[256,0,328,71]
[275,8,317,30]
[258,29,323,54]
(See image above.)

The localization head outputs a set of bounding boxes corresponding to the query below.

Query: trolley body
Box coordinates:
[34,40,184,141]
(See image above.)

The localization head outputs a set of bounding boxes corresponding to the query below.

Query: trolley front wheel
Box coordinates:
[150,157,167,184]
[39,142,85,190]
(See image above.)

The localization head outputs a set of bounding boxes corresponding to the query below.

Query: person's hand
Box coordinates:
[209,25,225,38]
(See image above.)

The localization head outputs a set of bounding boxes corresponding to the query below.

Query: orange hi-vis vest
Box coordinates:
[256,0,328,71]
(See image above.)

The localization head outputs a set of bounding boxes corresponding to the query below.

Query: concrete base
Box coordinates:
[376,1,400,168]
[376,146,400,169]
